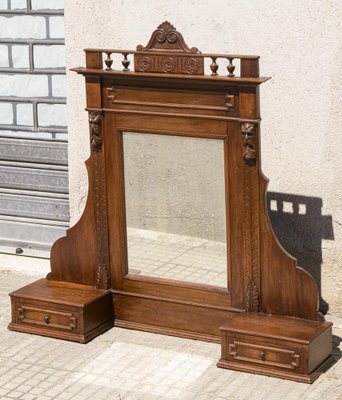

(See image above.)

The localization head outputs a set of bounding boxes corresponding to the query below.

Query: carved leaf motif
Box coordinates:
[241,122,257,165]
[95,260,109,290]
[89,111,103,152]
[245,280,259,312]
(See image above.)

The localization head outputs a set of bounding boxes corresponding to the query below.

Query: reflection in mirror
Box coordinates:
[123,132,227,288]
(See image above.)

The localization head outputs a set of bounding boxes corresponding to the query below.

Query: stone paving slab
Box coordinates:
[0,268,341,400]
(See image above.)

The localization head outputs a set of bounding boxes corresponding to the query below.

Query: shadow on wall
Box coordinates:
[267,192,334,315]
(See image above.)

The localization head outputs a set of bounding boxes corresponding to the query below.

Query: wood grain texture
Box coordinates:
[218,312,333,383]
[9,279,113,343]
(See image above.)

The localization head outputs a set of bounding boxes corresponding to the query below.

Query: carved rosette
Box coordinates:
[134,21,204,75]
[161,57,176,72]
[241,122,257,165]
[88,110,110,290]
[138,56,152,71]
[185,58,200,74]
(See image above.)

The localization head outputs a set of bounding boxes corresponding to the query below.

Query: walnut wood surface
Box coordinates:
[218,312,333,383]
[220,312,332,343]
[9,21,332,381]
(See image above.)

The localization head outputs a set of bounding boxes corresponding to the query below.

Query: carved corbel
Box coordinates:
[225,94,235,110]
[89,111,103,152]
[241,122,257,165]
[107,87,116,104]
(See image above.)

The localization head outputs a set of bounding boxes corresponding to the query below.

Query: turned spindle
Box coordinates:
[122,53,130,71]
[227,57,235,77]
[210,57,219,76]
[104,52,113,70]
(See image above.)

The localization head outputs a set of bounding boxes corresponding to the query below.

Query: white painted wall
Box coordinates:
[64,0,342,316]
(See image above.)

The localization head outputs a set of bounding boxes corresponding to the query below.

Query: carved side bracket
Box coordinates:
[242,121,260,312]
[134,21,204,75]
[89,110,110,289]
[89,111,103,152]
[241,122,257,165]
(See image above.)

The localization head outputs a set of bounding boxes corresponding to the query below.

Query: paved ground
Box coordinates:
[127,228,227,287]
[0,267,341,400]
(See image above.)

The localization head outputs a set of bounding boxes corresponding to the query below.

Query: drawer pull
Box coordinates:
[259,351,266,361]
[43,316,50,324]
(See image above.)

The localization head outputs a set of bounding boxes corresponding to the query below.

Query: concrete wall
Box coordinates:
[64,0,342,316]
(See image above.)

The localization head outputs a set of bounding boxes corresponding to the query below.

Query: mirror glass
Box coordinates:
[123,132,227,288]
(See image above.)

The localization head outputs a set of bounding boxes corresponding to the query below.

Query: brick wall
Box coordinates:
[0,0,69,257]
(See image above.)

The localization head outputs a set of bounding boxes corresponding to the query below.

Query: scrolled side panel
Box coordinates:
[259,173,321,321]
[48,111,110,288]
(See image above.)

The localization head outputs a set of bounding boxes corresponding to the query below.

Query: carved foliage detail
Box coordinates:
[241,122,257,165]
[245,280,260,312]
[95,259,110,289]
[89,111,103,152]
[137,21,199,53]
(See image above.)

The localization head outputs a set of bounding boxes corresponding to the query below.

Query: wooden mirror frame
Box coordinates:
[9,22,333,383]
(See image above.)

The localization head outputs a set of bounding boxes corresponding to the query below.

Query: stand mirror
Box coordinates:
[8,21,334,383]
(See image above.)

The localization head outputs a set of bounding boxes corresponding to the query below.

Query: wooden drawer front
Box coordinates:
[228,340,301,370]
[17,305,77,331]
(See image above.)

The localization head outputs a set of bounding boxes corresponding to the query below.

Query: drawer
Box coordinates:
[228,340,301,370]
[16,305,77,332]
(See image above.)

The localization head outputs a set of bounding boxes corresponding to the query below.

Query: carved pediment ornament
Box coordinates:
[134,22,204,75]
[136,21,200,54]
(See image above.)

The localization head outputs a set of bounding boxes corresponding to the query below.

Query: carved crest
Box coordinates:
[134,21,204,75]
[241,122,257,165]
[89,111,103,152]
[245,280,259,312]
[137,21,199,54]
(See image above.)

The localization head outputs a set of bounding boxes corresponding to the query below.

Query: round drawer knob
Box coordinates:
[43,316,50,324]
[259,351,266,361]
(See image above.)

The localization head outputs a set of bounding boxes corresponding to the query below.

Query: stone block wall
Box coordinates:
[0,0,69,257]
